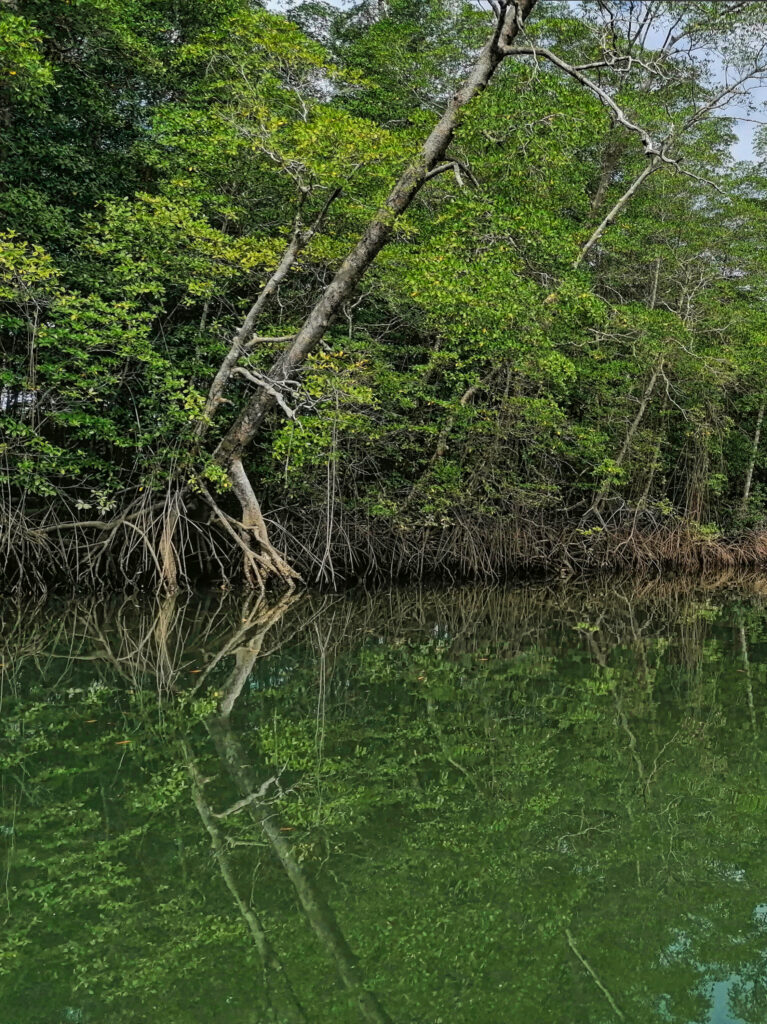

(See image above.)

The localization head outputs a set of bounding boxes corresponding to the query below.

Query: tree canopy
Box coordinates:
[4,0,767,590]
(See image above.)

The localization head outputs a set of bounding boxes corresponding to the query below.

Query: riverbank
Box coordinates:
[5,503,767,593]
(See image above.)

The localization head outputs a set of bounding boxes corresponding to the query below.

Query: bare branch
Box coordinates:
[423,159,480,187]
[674,165,726,196]
[681,66,767,132]
[576,159,662,267]
[212,776,283,817]
[231,366,302,420]
[198,186,341,433]
[501,44,661,157]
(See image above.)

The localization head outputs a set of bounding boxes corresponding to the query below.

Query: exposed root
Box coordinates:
[159,492,181,593]
[224,458,302,592]
[0,465,306,594]
[265,501,767,585]
[7,479,767,594]
[0,486,227,593]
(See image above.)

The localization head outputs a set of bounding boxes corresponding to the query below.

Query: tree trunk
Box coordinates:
[212,1,539,471]
[203,1,538,588]
[590,139,623,212]
[406,382,481,506]
[592,361,662,513]
[741,394,765,513]
[227,458,300,588]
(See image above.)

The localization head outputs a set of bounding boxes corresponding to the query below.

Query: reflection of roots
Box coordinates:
[0,588,306,700]
[7,577,764,705]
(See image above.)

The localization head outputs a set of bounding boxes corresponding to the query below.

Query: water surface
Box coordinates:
[2,581,766,1023]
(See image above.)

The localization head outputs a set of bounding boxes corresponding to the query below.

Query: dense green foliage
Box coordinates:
[2,584,767,1021]
[4,0,767,587]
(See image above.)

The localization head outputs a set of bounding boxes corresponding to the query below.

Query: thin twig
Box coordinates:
[565,928,626,1021]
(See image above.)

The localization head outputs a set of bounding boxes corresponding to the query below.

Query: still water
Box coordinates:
[1,581,766,1023]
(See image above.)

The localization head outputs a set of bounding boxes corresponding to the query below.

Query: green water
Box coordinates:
[2,582,767,1023]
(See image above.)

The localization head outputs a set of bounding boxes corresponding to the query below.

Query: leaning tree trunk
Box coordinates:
[741,394,766,514]
[209,0,540,587]
[591,360,663,516]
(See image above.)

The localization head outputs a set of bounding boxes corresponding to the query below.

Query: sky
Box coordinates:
[267,0,766,162]
[727,94,766,161]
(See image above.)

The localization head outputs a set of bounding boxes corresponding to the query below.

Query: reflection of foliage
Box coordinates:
[2,582,767,1022]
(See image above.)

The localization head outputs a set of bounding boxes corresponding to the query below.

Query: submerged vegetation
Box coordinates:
[5,1,767,590]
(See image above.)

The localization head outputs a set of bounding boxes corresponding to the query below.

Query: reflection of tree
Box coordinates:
[183,595,392,1023]
[184,743,309,1023]
[202,718,392,1024]
[2,580,767,1022]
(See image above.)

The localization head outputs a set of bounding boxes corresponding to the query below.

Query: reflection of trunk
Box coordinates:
[153,590,179,689]
[189,588,390,1020]
[566,929,625,1021]
[738,623,758,734]
[207,714,392,1024]
[592,362,662,513]
[193,592,301,700]
[184,744,308,1023]
[741,395,765,512]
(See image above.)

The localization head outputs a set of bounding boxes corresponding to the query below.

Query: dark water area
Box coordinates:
[2,580,767,1023]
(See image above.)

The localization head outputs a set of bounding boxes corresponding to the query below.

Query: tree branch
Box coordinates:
[501,44,661,157]
[230,367,302,420]
[576,158,661,266]
[423,159,480,187]
[198,186,341,435]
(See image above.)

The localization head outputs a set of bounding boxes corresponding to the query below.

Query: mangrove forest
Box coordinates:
[5,0,767,591]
